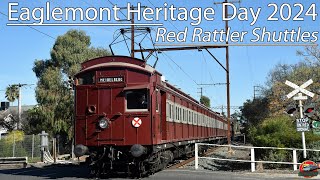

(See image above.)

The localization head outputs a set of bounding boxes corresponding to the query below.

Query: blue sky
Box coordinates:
[0,0,319,114]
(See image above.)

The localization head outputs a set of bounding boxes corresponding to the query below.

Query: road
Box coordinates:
[0,164,308,179]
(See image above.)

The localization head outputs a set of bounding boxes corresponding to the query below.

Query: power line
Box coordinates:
[161,52,198,85]
[239,0,255,87]
[146,0,180,32]
[78,0,128,22]
[105,0,128,18]
[0,11,55,40]
[201,50,215,83]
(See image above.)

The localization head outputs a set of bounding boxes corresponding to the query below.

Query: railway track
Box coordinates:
[168,146,221,169]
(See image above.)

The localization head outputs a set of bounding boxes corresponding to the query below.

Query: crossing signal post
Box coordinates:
[285,79,315,159]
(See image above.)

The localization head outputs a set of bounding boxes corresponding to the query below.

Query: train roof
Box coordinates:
[78,55,223,118]
[77,55,161,76]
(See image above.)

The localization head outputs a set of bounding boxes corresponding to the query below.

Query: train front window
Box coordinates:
[125,89,149,111]
[78,72,95,85]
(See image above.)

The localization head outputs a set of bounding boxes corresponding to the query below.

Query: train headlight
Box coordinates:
[99,118,108,129]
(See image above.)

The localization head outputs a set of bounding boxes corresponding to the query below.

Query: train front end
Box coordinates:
[73,56,156,176]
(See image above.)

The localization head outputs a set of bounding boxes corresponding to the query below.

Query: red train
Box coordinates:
[73,56,228,177]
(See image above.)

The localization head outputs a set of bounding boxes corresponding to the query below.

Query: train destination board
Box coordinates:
[99,77,124,83]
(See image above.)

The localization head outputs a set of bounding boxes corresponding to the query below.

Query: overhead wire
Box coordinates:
[147,0,203,62]
[201,51,215,84]
[146,0,180,32]
[145,0,200,86]
[161,52,198,85]
[159,54,184,85]
[0,11,55,40]
[239,0,255,87]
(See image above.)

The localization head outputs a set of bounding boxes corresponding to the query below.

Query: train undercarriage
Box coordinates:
[76,138,226,178]
[87,145,184,178]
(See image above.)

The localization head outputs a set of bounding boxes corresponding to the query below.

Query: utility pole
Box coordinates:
[214,0,240,145]
[253,85,262,99]
[130,5,135,58]
[221,105,225,116]
[197,87,203,97]
[224,0,231,146]
[14,83,33,129]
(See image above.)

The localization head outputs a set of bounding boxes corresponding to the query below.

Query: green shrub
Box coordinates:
[247,115,320,167]
[307,141,320,162]
[0,131,28,157]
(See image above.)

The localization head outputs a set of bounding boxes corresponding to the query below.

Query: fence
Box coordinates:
[195,143,320,172]
[0,134,42,162]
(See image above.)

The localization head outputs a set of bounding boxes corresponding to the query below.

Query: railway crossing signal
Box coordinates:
[285,79,314,99]
[286,105,297,116]
[304,105,315,118]
[285,79,314,159]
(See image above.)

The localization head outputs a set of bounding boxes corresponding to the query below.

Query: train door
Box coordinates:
[161,91,167,140]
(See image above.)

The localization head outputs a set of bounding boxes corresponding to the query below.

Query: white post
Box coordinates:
[13,132,15,157]
[18,84,22,130]
[195,143,198,170]
[31,134,35,159]
[298,93,307,159]
[251,147,255,172]
[293,149,297,171]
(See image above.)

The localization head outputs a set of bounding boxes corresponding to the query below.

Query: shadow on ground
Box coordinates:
[0,164,91,179]
[0,163,152,179]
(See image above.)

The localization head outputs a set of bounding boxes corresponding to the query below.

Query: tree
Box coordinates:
[241,97,269,126]
[5,85,19,102]
[27,29,111,140]
[200,95,210,108]
[264,62,320,116]
[296,45,320,65]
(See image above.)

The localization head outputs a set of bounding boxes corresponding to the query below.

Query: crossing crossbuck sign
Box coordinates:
[285,79,315,99]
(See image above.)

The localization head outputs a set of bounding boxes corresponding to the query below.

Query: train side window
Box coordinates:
[175,106,178,122]
[169,104,172,120]
[170,104,173,121]
[125,89,148,111]
[182,109,184,122]
[78,72,95,85]
[166,102,171,121]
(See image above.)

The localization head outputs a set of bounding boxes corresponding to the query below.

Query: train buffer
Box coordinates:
[0,157,28,168]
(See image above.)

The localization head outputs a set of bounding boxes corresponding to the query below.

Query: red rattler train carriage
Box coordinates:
[73,56,228,177]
